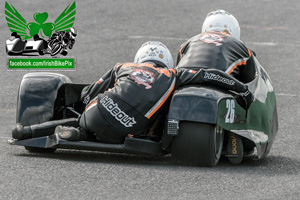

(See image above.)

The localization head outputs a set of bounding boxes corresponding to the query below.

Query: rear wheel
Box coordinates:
[38,50,45,55]
[171,122,224,167]
[25,146,56,153]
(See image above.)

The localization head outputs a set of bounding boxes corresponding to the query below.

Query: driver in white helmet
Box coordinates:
[12,41,253,143]
[176,10,256,83]
[48,27,77,55]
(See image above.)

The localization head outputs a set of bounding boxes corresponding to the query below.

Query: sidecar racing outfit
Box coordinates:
[12,62,253,144]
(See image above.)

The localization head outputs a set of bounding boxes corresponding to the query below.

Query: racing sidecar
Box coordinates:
[6,38,46,55]
[8,57,278,166]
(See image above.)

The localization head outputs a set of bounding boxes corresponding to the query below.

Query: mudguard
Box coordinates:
[16,72,72,126]
[168,85,232,124]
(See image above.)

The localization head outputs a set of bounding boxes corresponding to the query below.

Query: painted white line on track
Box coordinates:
[128,35,300,47]
[246,42,278,46]
[241,25,288,31]
[0,137,10,139]
[276,93,298,97]
[128,35,188,41]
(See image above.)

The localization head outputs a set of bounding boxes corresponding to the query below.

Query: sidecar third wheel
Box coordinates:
[171,122,224,167]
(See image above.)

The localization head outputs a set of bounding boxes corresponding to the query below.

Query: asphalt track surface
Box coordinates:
[0,0,300,199]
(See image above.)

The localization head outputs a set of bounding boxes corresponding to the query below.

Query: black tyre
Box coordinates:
[38,50,45,55]
[51,43,62,56]
[61,50,68,56]
[25,146,56,153]
[171,122,224,167]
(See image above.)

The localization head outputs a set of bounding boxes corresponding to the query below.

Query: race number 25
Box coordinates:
[225,99,235,123]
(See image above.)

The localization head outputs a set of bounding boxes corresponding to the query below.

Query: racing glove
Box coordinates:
[235,89,254,110]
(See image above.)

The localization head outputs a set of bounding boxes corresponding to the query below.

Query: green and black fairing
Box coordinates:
[217,58,278,159]
[167,57,278,159]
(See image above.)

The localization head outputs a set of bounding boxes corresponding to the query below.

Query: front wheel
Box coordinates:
[50,43,62,56]
[171,122,224,167]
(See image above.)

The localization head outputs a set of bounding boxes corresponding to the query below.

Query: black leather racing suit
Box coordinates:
[176,31,256,83]
[78,62,249,143]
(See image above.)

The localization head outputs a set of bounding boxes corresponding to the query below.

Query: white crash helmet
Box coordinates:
[201,10,241,40]
[134,41,174,69]
[69,27,78,38]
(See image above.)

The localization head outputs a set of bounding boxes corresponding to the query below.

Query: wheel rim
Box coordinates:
[214,126,224,160]
[51,43,62,56]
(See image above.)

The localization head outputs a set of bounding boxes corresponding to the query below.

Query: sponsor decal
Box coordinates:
[230,133,237,154]
[149,47,157,51]
[199,33,224,46]
[83,95,90,105]
[204,72,235,85]
[97,78,104,84]
[145,47,160,57]
[131,68,155,89]
[225,99,235,123]
[121,63,172,77]
[100,96,136,128]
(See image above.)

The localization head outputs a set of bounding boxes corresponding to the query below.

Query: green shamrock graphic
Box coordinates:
[5,1,76,40]
[27,12,54,38]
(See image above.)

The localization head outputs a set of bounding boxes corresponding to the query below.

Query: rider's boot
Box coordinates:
[55,126,87,141]
[12,118,78,140]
